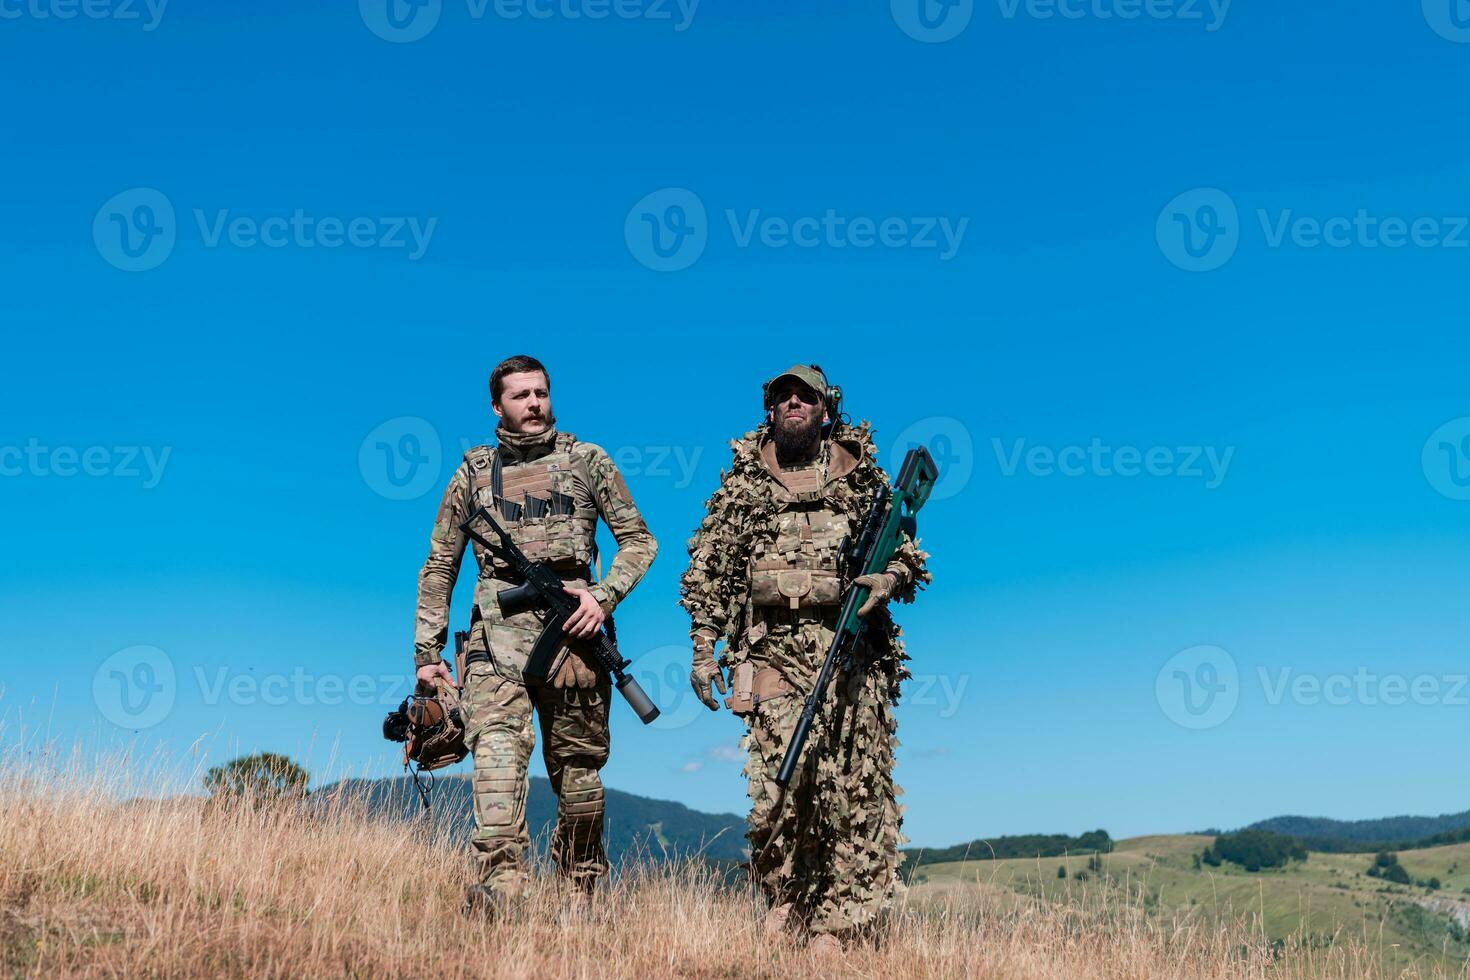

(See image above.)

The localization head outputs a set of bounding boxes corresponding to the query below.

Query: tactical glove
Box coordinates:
[551,647,600,689]
[689,628,726,711]
[854,572,899,617]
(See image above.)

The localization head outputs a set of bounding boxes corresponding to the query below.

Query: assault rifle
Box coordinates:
[774,446,938,787]
[459,505,661,724]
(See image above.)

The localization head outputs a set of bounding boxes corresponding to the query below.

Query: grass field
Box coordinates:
[4,753,1469,977]
[911,833,1470,975]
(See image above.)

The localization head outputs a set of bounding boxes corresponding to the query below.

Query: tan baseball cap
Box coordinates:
[763,364,828,407]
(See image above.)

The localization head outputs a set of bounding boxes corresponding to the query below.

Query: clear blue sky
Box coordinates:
[4,1,1470,847]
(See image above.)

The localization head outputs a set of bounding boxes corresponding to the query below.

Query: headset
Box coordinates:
[763,364,844,429]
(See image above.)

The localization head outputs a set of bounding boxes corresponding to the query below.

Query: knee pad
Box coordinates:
[557,766,604,824]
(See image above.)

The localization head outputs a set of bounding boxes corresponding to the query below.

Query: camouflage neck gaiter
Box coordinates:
[495,424,559,462]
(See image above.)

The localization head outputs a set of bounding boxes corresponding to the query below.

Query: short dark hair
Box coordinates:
[489,355,550,404]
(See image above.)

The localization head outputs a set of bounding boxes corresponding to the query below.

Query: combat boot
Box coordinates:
[763,903,795,940]
[807,933,844,958]
[462,883,510,921]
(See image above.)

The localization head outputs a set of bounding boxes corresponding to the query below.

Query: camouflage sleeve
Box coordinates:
[577,444,657,613]
[413,459,473,668]
[885,532,932,604]
[680,467,753,642]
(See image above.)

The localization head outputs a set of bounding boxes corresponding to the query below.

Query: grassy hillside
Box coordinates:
[3,772,1438,979]
[910,834,1470,974]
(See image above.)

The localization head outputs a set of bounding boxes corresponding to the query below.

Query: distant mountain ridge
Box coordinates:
[325,775,748,863]
[1248,810,1470,847]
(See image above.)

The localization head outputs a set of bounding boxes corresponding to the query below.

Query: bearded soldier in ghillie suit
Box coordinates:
[680,364,930,953]
[413,355,656,916]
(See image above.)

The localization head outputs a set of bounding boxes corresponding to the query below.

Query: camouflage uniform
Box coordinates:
[681,421,930,938]
[415,425,656,895]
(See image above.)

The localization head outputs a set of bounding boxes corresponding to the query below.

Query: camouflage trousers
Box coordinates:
[741,619,904,938]
[459,660,611,895]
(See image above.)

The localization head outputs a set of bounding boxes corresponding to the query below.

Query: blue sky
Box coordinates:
[4,0,1470,847]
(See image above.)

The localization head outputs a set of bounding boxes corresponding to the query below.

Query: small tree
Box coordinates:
[205,752,309,803]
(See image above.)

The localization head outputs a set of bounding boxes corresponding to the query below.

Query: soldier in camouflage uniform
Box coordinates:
[413,355,657,913]
[680,365,930,952]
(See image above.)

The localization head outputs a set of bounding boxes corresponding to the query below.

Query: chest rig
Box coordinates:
[748,458,852,610]
[464,433,599,580]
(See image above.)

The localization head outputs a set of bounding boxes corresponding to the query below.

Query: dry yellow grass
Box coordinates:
[0,753,1458,979]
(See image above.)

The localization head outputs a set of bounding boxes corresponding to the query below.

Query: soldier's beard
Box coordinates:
[773,413,822,462]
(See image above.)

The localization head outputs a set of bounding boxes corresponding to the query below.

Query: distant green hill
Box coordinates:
[324,775,748,863]
[1249,810,1470,845]
[901,830,1113,872]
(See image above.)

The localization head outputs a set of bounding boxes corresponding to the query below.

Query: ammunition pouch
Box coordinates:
[749,560,843,609]
[724,663,795,716]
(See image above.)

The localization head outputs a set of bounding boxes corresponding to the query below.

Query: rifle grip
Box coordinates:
[523,609,570,685]
[497,581,540,619]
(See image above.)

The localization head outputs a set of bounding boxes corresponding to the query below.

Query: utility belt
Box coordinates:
[754,605,842,629]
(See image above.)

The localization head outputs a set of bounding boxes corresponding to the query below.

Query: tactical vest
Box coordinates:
[463,433,599,579]
[748,461,851,609]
